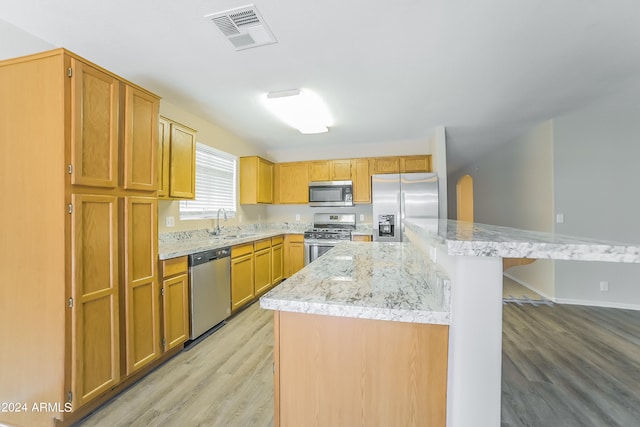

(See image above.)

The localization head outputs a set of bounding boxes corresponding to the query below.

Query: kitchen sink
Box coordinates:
[222,233,257,239]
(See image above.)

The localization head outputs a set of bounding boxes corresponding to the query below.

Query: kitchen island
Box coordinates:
[261,219,640,427]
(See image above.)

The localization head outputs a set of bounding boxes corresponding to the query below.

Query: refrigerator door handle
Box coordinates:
[400,191,406,231]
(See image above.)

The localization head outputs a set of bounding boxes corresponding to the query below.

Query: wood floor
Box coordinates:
[74,301,640,427]
[502,303,640,427]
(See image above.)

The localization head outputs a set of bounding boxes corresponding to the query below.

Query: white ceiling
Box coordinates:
[2,0,640,173]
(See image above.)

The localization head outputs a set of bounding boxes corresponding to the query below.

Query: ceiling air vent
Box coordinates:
[205,4,277,51]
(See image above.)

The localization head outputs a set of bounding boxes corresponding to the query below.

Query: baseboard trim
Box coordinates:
[554,298,640,311]
[503,272,557,302]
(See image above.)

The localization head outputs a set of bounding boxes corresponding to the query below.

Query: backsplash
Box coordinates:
[159,222,313,244]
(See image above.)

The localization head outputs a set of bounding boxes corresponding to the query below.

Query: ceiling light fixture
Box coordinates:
[262,89,333,134]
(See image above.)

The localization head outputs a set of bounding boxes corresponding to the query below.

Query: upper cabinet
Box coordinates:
[372,157,400,174]
[158,117,196,200]
[372,155,432,175]
[275,162,309,204]
[240,156,273,204]
[351,158,372,204]
[123,86,159,191]
[70,59,120,188]
[400,155,432,173]
[309,159,352,181]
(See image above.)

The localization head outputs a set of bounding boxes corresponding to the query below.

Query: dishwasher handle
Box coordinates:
[189,247,231,266]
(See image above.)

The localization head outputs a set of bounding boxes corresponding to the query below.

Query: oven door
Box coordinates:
[304,240,340,266]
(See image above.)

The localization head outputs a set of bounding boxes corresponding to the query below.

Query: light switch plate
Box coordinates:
[166,216,175,227]
[556,213,564,224]
[296,214,300,221]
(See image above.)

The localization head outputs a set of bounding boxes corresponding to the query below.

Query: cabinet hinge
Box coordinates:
[162,338,166,348]
[67,204,73,214]
[67,164,73,174]
[67,391,73,403]
[68,298,73,308]
[67,67,72,78]
[161,287,165,297]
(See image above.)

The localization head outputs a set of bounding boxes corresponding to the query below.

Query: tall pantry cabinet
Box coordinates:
[0,49,160,427]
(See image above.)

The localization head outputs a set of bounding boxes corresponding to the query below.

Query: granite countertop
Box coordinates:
[404,219,640,263]
[260,241,451,325]
[158,227,307,260]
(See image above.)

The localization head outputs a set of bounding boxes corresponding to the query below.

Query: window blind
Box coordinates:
[180,143,237,219]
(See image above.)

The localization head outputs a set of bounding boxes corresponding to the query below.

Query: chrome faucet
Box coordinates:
[215,208,228,235]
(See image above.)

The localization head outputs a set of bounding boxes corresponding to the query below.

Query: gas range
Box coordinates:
[303,227,353,241]
[303,213,356,265]
[303,213,356,242]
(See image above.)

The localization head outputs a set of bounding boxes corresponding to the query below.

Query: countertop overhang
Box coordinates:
[405,219,640,263]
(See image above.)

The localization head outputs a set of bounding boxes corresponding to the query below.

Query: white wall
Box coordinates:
[451,121,556,298]
[553,92,640,309]
[0,19,54,59]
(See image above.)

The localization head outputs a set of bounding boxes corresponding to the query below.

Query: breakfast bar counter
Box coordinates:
[261,219,640,427]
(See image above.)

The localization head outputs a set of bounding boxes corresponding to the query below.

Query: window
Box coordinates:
[180,143,237,219]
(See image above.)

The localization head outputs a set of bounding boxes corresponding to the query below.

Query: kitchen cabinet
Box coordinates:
[284,234,305,278]
[351,158,372,204]
[70,58,120,188]
[0,48,161,425]
[351,234,372,242]
[331,159,352,180]
[240,156,274,204]
[271,236,284,286]
[372,157,401,174]
[309,160,351,181]
[254,239,272,295]
[231,243,255,312]
[160,256,189,352]
[274,162,309,204]
[123,87,159,191]
[158,116,196,199]
[400,155,431,173]
[122,196,160,376]
[71,194,121,407]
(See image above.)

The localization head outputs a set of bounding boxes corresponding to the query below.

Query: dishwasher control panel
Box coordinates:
[189,247,231,266]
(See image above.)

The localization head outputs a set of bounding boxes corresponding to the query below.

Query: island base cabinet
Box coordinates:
[274,311,449,427]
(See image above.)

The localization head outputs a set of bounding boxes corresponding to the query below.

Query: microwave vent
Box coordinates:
[205,4,277,51]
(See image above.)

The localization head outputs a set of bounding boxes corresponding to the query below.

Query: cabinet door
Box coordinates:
[271,243,284,285]
[70,59,119,188]
[373,157,400,174]
[309,161,330,181]
[276,163,309,204]
[169,122,196,199]
[231,253,255,312]
[330,160,352,180]
[258,158,274,203]
[400,155,431,173]
[162,273,189,351]
[289,243,305,277]
[351,158,371,204]
[123,86,159,191]
[254,247,272,295]
[123,196,160,375]
[157,117,170,198]
[71,194,120,408]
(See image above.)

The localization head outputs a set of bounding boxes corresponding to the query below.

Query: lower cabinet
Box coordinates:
[254,239,272,295]
[160,256,189,351]
[271,236,284,285]
[231,243,255,312]
[284,234,305,278]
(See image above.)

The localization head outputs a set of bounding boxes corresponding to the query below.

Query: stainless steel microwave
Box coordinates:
[308,181,354,207]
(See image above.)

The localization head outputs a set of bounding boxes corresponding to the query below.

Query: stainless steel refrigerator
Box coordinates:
[372,173,439,242]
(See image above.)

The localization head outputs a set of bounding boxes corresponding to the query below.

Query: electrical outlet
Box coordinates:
[600,281,609,292]
[556,213,564,224]
[295,214,300,221]
[165,216,175,227]
[359,214,365,221]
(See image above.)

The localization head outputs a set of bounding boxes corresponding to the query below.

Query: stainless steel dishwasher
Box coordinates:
[188,247,231,340]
